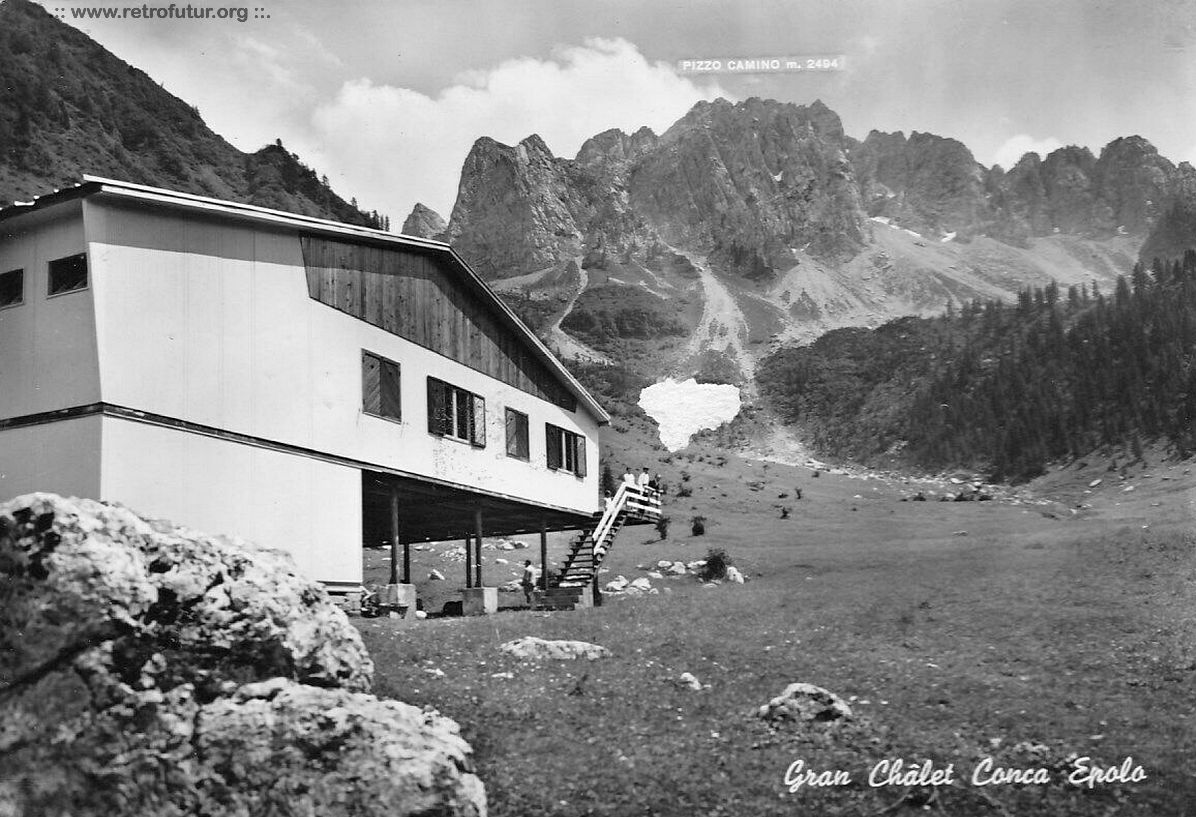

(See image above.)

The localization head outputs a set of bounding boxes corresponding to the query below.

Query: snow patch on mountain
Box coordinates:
[639,378,742,450]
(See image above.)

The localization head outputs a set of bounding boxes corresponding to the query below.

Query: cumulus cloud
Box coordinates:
[301,38,730,223]
[990,134,1066,170]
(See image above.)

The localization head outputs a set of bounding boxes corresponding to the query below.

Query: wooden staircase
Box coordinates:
[536,483,659,612]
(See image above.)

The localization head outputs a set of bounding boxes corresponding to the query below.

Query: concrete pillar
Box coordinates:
[540,518,548,591]
[389,489,400,586]
[464,532,472,589]
[474,508,484,587]
[462,586,497,616]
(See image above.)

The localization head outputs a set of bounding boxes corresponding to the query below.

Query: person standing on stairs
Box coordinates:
[637,467,651,494]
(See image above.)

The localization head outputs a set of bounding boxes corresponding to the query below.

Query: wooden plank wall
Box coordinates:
[301,236,577,411]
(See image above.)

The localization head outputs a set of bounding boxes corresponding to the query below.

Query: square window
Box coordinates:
[48,254,87,296]
[0,269,22,308]
[546,423,586,477]
[427,377,485,447]
[363,351,401,421]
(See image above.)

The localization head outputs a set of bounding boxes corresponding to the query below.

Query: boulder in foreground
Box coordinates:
[0,493,486,817]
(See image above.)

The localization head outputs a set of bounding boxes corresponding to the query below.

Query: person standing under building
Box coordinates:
[521,560,538,606]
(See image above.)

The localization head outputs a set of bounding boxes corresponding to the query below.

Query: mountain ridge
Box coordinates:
[432,96,1193,389]
[0,0,378,225]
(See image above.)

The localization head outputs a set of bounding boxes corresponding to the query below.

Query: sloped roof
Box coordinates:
[0,176,610,424]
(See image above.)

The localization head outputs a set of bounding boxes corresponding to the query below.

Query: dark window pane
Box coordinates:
[546,424,562,469]
[0,269,22,307]
[454,388,470,439]
[48,254,87,296]
[427,377,448,435]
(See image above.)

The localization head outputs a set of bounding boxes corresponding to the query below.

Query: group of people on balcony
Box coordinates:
[598,467,663,512]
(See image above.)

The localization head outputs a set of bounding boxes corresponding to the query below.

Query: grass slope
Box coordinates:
[356,450,1196,816]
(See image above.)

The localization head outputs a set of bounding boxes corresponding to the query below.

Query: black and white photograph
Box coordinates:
[1,0,1195,814]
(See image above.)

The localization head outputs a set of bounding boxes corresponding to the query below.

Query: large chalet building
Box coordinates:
[0,177,610,594]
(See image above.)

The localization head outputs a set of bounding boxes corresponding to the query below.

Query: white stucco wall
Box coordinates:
[84,199,600,515]
[99,416,362,584]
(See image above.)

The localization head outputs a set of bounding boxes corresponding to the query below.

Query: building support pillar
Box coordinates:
[464,532,473,589]
[540,518,549,591]
[474,508,484,588]
[389,489,401,586]
[462,508,496,615]
[385,486,416,618]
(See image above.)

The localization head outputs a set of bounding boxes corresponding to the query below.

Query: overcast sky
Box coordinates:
[34,0,1196,224]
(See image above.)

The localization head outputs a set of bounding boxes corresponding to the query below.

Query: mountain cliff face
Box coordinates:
[1140,163,1196,264]
[400,203,447,240]
[440,96,1190,387]
[851,130,988,237]
[0,0,374,224]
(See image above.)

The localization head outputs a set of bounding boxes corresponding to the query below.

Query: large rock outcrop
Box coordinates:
[400,202,448,240]
[0,493,486,817]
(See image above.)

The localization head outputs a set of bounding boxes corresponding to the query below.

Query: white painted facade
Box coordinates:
[0,179,608,586]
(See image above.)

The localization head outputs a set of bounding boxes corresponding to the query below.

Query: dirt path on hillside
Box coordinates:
[546,259,611,364]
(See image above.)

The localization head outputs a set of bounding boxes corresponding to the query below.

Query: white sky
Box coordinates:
[33,0,1196,223]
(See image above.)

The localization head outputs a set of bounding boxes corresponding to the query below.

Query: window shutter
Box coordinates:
[546,425,562,469]
[505,409,518,457]
[427,377,447,435]
[362,353,381,414]
[470,394,486,447]
[575,435,587,478]
[381,362,402,421]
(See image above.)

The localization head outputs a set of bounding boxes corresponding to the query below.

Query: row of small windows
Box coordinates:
[0,253,89,309]
[362,350,586,477]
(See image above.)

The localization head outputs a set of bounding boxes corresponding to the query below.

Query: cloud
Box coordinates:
[301,37,730,222]
[990,134,1067,170]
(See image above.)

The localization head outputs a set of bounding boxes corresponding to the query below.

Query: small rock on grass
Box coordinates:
[757,683,853,723]
[499,636,610,661]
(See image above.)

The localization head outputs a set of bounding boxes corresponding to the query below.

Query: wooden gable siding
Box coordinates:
[301,236,577,411]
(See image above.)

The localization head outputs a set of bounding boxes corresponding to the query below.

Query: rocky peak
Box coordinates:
[446,135,581,279]
[575,126,658,170]
[630,96,866,265]
[400,203,446,240]
[852,129,986,235]
[1140,161,1196,263]
[1093,135,1175,233]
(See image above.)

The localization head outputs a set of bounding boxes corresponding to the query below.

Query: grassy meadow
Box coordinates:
[356,449,1196,816]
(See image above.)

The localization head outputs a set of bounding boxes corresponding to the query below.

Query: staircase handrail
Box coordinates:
[591,482,631,560]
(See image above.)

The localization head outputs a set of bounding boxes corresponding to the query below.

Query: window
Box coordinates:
[362,351,401,421]
[505,408,529,460]
[0,269,22,308]
[48,254,88,296]
[546,423,586,477]
[427,377,485,446]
